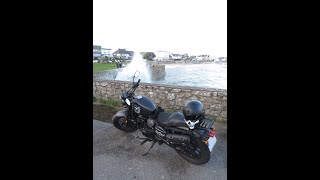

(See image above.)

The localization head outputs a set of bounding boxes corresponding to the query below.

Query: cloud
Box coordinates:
[93,0,227,57]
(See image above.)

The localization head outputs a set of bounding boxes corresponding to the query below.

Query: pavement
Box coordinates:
[93,119,227,180]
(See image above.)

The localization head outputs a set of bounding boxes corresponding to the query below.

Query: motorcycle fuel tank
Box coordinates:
[133,96,156,117]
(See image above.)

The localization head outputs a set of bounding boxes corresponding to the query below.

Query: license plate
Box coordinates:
[207,136,217,152]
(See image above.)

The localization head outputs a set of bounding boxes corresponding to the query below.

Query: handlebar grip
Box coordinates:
[135,79,141,87]
[132,79,141,89]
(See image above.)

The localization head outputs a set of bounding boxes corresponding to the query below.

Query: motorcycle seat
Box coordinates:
[157,112,189,128]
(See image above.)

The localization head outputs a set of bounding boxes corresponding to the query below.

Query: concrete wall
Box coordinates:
[149,64,166,80]
[93,79,227,122]
[149,60,216,64]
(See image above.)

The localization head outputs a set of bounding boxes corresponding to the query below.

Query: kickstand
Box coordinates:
[136,136,152,145]
[143,141,156,156]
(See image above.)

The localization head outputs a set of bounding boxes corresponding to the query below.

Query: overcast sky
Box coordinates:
[93,0,227,57]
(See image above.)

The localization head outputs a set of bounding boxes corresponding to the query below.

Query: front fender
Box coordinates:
[112,109,127,122]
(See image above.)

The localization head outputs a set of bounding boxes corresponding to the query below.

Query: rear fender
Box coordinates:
[192,116,215,140]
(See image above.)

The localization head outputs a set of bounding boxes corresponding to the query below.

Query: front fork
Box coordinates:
[124,108,129,125]
[124,107,136,127]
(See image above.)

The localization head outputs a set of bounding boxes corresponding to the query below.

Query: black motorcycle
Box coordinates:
[112,71,217,165]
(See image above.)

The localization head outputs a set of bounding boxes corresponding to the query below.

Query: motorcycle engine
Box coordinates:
[134,105,141,114]
[155,126,166,137]
[146,118,155,128]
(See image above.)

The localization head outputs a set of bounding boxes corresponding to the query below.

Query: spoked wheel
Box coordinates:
[176,138,211,165]
[112,116,137,133]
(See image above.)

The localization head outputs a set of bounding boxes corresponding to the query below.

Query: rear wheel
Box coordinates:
[112,116,137,133]
[175,138,211,165]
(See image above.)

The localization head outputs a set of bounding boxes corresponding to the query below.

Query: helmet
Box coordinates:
[183,100,205,120]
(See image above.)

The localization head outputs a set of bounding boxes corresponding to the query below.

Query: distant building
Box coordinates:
[218,57,227,62]
[93,45,101,58]
[154,50,172,61]
[127,51,135,59]
[196,55,210,61]
[113,48,131,59]
[190,56,197,60]
[171,54,182,60]
[101,48,112,58]
[181,53,189,60]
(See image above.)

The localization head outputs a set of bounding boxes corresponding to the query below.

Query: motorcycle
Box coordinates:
[112,71,217,165]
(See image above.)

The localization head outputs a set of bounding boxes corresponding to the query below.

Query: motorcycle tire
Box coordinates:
[112,116,137,133]
[176,138,211,165]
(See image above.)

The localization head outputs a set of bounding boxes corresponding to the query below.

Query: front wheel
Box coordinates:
[112,116,137,133]
[175,138,211,165]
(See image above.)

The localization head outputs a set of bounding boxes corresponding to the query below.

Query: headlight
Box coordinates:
[125,98,131,106]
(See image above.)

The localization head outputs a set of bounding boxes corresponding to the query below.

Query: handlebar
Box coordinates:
[133,79,141,88]
[128,79,141,96]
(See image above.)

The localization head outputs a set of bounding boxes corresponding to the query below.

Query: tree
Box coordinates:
[143,52,156,61]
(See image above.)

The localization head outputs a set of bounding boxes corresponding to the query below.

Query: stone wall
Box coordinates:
[93,79,227,122]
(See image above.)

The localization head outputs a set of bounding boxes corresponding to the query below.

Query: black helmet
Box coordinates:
[183,100,205,120]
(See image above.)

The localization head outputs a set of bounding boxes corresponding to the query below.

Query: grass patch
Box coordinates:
[93,62,130,72]
[93,96,123,122]
[93,103,122,123]
[95,98,122,107]
[93,63,117,72]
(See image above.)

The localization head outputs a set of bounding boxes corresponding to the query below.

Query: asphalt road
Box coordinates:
[93,119,227,180]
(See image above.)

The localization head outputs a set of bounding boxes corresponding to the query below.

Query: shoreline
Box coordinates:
[148,60,227,65]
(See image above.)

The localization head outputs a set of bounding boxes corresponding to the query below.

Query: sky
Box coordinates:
[93,0,227,58]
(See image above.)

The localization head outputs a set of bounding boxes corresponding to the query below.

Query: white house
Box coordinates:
[93,45,101,58]
[154,50,172,61]
[196,55,210,61]
[101,48,112,58]
[171,54,182,60]
[113,49,131,59]
[219,57,227,62]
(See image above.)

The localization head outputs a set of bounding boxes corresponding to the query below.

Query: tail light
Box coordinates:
[203,127,216,144]
[209,127,215,137]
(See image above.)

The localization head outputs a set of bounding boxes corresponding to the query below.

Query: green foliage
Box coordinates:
[143,52,156,61]
[97,98,122,107]
[93,63,117,72]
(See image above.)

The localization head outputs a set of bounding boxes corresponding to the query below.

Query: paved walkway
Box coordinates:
[93,120,227,180]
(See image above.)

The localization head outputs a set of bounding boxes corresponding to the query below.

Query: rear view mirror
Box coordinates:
[134,70,140,78]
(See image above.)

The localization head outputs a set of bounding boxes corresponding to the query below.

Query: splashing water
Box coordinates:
[115,51,151,83]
